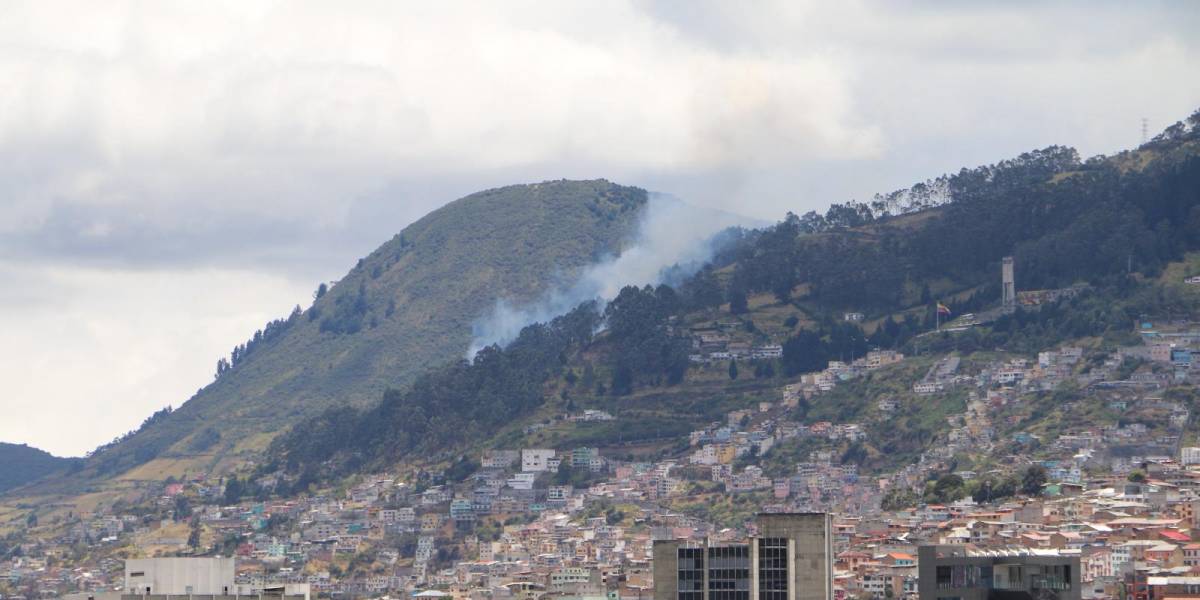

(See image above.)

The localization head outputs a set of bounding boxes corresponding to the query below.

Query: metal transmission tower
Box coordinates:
[1142,117,1149,144]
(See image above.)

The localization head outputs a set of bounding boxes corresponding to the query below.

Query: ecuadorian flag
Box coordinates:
[936,302,951,316]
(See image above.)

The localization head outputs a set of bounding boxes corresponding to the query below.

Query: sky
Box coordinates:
[1,1,1198,457]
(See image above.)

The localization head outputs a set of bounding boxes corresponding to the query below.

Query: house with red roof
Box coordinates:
[882,552,915,567]
[1160,529,1192,544]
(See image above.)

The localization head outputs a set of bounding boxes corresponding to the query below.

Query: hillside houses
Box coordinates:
[22,319,1200,600]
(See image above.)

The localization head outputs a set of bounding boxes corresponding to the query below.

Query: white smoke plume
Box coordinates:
[467,193,756,357]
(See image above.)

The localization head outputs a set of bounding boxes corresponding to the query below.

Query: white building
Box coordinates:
[1182,447,1200,466]
[507,472,536,490]
[521,449,557,472]
[125,557,235,596]
[482,450,519,469]
[913,381,941,395]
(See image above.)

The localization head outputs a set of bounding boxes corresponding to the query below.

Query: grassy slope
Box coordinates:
[26,179,649,492]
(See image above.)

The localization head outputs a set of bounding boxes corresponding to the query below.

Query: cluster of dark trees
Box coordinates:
[780,320,873,376]
[603,284,690,394]
[215,306,302,379]
[881,465,1049,510]
[267,302,603,481]
[221,474,273,504]
[318,281,373,334]
[716,130,1200,312]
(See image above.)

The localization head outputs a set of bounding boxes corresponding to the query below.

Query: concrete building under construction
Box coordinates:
[65,558,309,600]
[653,513,833,600]
[918,545,1080,600]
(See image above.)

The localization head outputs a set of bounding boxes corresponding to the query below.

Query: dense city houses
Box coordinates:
[11,257,1200,600]
[9,309,1200,600]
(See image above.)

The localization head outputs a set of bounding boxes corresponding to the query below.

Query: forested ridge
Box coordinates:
[265,111,1200,487]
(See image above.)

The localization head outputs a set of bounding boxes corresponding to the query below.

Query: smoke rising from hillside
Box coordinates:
[466,194,754,357]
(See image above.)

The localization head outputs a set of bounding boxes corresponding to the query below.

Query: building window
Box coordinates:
[678,547,706,600]
[936,565,985,590]
[709,545,750,600]
[758,538,788,600]
[1031,565,1072,591]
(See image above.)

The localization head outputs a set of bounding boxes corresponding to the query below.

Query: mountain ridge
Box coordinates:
[262,111,1200,488]
[35,179,652,490]
[0,442,78,494]
[10,110,1200,515]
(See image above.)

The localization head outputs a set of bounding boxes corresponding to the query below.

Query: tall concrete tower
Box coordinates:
[1002,256,1015,310]
[653,513,833,600]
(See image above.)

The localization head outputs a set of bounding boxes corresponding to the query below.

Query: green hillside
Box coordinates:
[58,180,649,484]
[0,443,77,494]
[16,110,1200,512]
[266,111,1200,489]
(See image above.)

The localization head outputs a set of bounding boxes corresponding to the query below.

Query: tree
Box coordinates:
[971,478,994,504]
[753,361,776,378]
[728,360,739,380]
[1127,470,1146,483]
[223,477,244,505]
[611,365,633,396]
[605,508,625,525]
[680,267,724,309]
[728,288,748,315]
[173,496,192,521]
[926,473,965,504]
[187,520,201,550]
[1021,465,1047,496]
[782,330,827,376]
[880,488,918,511]
[446,456,480,483]
[604,285,688,385]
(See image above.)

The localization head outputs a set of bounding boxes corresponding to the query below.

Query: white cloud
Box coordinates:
[0,1,880,235]
[0,261,309,456]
